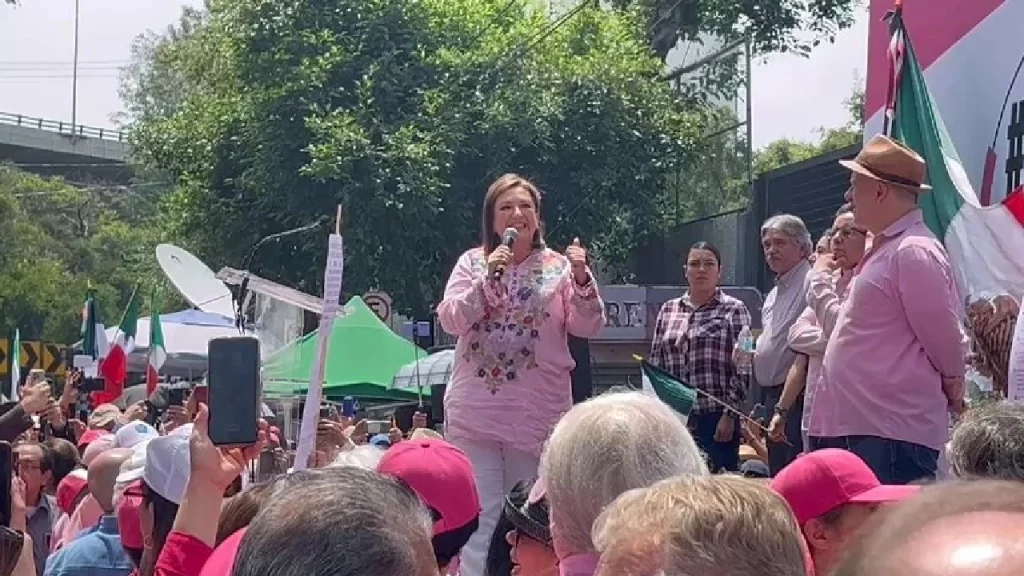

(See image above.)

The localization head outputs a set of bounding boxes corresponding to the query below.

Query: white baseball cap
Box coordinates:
[115,440,151,485]
[115,422,159,449]
[142,432,192,505]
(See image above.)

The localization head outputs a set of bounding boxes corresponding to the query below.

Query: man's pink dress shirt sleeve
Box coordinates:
[805,270,846,336]
[437,251,507,336]
[788,307,825,357]
[896,242,966,379]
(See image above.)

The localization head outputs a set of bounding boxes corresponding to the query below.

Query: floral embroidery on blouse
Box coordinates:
[463,249,570,394]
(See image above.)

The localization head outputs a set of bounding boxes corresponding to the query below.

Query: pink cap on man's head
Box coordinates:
[77,428,112,449]
[377,438,480,535]
[116,480,145,550]
[770,449,920,526]
[56,469,89,515]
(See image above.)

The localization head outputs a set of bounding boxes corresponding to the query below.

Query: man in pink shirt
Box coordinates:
[808,135,965,485]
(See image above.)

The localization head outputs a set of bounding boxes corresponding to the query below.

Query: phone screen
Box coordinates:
[0,442,12,527]
[167,388,187,407]
[191,386,209,405]
[207,337,261,446]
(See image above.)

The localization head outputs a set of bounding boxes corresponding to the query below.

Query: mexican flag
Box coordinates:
[81,290,110,378]
[637,356,696,422]
[10,329,20,401]
[99,287,141,397]
[887,8,1024,300]
[147,287,166,395]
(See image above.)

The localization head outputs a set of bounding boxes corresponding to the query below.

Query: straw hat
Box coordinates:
[839,134,931,192]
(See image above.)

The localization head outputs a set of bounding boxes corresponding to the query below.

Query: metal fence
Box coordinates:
[0,111,125,142]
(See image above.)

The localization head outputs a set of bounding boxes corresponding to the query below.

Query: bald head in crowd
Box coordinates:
[835,481,1024,576]
[87,448,133,514]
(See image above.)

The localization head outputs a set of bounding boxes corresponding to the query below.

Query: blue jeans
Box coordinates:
[689,410,740,473]
[808,435,939,485]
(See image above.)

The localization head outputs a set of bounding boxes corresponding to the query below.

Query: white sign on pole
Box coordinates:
[363,291,393,325]
[293,233,344,471]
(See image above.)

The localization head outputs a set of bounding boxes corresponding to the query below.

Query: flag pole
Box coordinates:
[109,284,140,347]
[633,355,792,447]
[882,0,905,136]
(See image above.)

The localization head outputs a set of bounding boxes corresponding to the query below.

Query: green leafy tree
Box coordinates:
[0,166,166,342]
[126,0,708,315]
[612,0,859,61]
[754,80,863,174]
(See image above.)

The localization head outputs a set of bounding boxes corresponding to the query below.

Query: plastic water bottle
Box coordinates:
[736,326,754,375]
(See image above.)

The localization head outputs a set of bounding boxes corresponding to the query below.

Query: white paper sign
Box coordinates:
[293,234,344,471]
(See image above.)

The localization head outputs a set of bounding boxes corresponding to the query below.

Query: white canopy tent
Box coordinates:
[103,310,252,377]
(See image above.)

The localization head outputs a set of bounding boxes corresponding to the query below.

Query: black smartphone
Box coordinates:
[207,337,261,446]
[1,442,12,527]
[80,377,106,393]
[167,388,187,407]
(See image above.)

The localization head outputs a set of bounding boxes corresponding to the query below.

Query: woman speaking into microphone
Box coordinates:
[437,173,605,576]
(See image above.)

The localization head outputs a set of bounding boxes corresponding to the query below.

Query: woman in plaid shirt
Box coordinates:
[650,242,752,472]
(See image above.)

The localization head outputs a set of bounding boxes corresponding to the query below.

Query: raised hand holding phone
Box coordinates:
[189,404,266,491]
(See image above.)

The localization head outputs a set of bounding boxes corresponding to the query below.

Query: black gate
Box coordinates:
[748,145,858,292]
[1008,100,1024,195]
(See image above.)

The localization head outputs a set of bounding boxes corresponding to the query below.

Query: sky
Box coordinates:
[0,0,868,149]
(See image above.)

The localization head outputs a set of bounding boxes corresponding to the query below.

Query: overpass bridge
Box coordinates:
[0,111,133,183]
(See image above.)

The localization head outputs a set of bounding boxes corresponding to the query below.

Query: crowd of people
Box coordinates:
[1,133,1024,576]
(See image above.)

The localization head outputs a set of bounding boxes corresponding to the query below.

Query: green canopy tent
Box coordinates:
[262,296,431,402]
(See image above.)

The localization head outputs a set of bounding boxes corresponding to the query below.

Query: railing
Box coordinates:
[0,111,125,142]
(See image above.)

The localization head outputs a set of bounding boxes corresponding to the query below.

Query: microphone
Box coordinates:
[491,227,519,282]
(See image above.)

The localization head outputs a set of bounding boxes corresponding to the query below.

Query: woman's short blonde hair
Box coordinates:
[593,475,807,576]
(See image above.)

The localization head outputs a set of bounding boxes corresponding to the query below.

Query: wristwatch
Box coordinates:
[773,405,789,419]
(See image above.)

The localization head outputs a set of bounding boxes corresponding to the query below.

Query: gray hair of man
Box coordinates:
[232,467,437,576]
[329,445,387,470]
[948,400,1024,481]
[539,390,709,555]
[761,213,813,257]
[593,475,807,576]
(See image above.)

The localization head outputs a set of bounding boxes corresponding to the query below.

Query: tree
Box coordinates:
[125,0,710,316]
[0,166,167,342]
[754,80,863,174]
[115,3,209,127]
[613,0,859,61]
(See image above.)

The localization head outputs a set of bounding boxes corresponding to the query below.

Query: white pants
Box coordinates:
[450,438,540,576]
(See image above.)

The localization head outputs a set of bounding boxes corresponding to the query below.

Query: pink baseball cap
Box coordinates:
[377,439,480,535]
[56,469,90,515]
[78,428,112,449]
[770,449,920,526]
[199,528,247,576]
[117,481,145,550]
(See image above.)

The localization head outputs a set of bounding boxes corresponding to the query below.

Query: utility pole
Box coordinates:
[71,0,80,135]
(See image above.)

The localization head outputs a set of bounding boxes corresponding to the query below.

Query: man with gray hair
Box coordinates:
[232,467,438,576]
[754,213,812,474]
[539,390,708,576]
[948,400,1024,481]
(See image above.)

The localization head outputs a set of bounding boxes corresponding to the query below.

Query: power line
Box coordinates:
[0,75,120,81]
[0,60,128,65]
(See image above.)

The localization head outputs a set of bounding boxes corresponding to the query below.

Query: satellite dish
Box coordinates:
[156,244,236,319]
